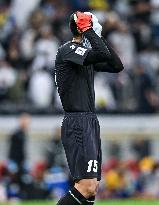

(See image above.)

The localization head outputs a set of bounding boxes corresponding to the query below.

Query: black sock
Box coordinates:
[86,196,95,204]
[57,187,88,205]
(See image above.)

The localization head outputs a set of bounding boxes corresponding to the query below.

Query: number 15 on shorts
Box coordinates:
[87,160,98,173]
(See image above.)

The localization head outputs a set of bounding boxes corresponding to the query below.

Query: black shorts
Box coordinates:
[61,112,102,181]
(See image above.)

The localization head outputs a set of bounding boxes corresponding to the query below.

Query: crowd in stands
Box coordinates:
[0,113,158,202]
[0,157,159,202]
[0,0,159,114]
[100,157,159,199]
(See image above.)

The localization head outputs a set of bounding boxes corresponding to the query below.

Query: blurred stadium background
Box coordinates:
[0,0,159,204]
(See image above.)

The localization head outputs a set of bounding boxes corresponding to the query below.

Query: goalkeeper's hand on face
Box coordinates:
[84,12,102,37]
[74,11,102,37]
[74,11,93,33]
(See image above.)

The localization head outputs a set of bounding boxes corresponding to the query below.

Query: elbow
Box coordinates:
[116,64,124,73]
[109,54,124,73]
[117,58,124,73]
[110,64,124,73]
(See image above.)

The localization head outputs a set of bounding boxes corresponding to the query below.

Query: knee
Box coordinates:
[75,179,99,198]
[86,181,99,196]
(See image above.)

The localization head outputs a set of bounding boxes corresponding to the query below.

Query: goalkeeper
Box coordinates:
[55,11,124,205]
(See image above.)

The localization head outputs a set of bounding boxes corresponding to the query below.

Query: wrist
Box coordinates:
[83,28,94,35]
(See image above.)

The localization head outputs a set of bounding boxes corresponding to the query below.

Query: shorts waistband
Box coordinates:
[65,112,97,117]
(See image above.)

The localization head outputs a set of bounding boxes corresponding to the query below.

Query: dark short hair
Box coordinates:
[69,13,80,37]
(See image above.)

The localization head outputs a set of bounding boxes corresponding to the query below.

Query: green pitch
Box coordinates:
[3,200,158,205]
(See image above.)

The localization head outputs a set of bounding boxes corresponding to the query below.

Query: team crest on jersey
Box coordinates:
[75,47,87,56]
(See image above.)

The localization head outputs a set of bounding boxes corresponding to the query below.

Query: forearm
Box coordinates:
[83,30,124,73]
[84,29,110,54]
[83,29,111,65]
[100,37,124,72]
[94,62,121,73]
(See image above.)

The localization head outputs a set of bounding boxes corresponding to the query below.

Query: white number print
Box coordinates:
[87,160,98,173]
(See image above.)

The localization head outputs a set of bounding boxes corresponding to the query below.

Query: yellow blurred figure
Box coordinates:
[139,157,155,172]
[104,170,122,190]
[89,0,109,10]
[0,11,8,27]
[96,98,107,108]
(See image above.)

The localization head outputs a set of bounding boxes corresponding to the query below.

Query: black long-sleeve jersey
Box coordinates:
[55,29,124,113]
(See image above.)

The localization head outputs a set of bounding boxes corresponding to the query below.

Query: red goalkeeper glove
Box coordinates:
[74,11,92,33]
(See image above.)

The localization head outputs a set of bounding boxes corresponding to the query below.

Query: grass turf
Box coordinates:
[2,200,158,205]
